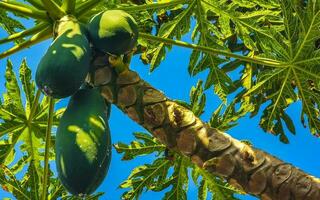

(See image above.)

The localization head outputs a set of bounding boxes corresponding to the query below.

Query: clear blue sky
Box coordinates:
[1,18,320,200]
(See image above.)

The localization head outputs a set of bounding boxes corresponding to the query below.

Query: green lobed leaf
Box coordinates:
[191,166,242,200]
[208,100,251,131]
[174,80,206,117]
[3,59,25,119]
[198,179,208,200]
[143,2,194,71]
[0,127,24,165]
[190,80,206,117]
[191,0,232,102]
[0,59,75,199]
[0,164,31,200]
[120,158,172,200]
[162,157,188,200]
[114,132,166,160]
[233,0,320,141]
[0,8,25,42]
[19,59,35,116]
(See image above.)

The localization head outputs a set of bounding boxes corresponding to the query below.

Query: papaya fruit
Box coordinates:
[87,10,139,55]
[55,87,111,195]
[36,15,91,99]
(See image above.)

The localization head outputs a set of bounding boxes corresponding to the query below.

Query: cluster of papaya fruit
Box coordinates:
[35,10,139,196]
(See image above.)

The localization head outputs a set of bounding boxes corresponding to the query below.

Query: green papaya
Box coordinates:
[87,10,139,55]
[36,15,91,99]
[55,87,111,195]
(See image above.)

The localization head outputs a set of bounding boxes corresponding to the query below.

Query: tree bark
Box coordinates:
[87,52,320,200]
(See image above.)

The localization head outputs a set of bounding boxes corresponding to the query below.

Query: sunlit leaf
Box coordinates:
[120,158,171,200]
[0,8,25,41]
[115,132,166,160]
[19,59,35,116]
[162,157,188,200]
[142,2,193,71]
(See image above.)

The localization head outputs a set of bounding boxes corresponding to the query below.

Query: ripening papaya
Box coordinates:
[55,87,112,195]
[87,10,139,55]
[36,16,91,99]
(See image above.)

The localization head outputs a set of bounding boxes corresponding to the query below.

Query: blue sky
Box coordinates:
[1,18,320,200]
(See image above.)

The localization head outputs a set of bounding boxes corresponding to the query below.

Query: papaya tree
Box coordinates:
[0,0,320,199]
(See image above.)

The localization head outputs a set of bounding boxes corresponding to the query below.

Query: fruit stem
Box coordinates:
[139,32,282,68]
[108,52,133,74]
[0,22,49,45]
[41,97,55,200]
[0,1,48,20]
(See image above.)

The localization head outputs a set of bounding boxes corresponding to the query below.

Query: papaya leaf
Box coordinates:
[120,158,172,200]
[142,2,194,71]
[47,178,65,200]
[190,80,206,117]
[199,0,281,50]
[198,179,208,200]
[0,141,13,162]
[60,192,105,200]
[19,127,44,186]
[0,8,25,40]
[233,0,320,141]
[189,0,282,102]
[191,2,231,102]
[84,192,105,200]
[191,166,242,200]
[9,155,29,175]
[117,134,241,200]
[0,164,31,200]
[0,127,25,165]
[114,132,166,160]
[0,59,73,199]
[162,157,189,200]
[19,59,35,116]
[196,72,253,133]
[25,0,45,10]
[0,161,67,200]
[20,160,40,200]
[174,80,206,117]
[208,100,252,131]
[3,59,25,119]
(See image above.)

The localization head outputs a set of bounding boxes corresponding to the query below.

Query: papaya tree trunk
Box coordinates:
[88,52,320,200]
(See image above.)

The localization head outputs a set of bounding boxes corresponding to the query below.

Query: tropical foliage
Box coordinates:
[0,0,319,199]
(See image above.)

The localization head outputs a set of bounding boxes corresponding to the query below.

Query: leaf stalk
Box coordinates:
[27,89,41,122]
[40,0,65,19]
[0,23,49,45]
[25,0,45,10]
[139,32,281,67]
[41,97,55,200]
[0,1,48,20]
[0,27,51,59]
[75,0,101,18]
[120,0,189,12]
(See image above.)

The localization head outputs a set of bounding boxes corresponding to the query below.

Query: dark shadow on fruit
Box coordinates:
[56,88,112,195]
[56,123,111,195]
[36,28,91,99]
[88,10,139,55]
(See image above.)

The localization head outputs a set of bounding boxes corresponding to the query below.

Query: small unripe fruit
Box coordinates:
[88,10,139,55]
